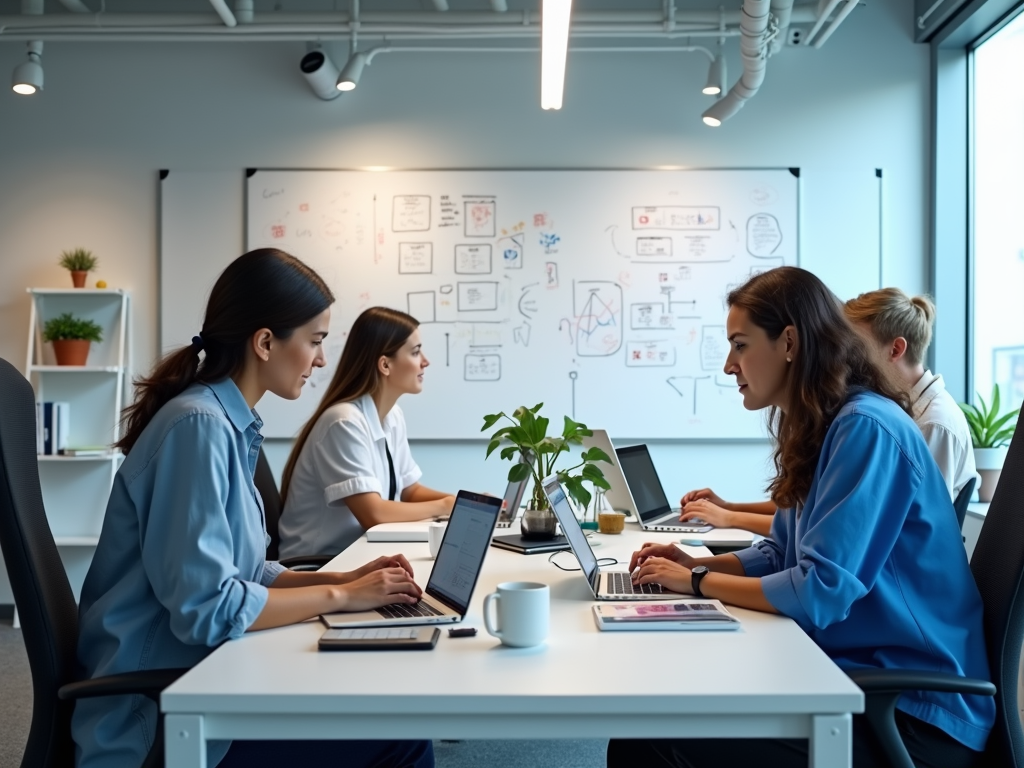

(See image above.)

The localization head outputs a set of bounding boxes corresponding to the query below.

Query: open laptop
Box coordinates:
[321,490,502,628]
[615,444,756,547]
[541,475,680,601]
[580,429,637,517]
[496,453,533,528]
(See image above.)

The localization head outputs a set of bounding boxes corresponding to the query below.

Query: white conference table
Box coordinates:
[162,524,863,767]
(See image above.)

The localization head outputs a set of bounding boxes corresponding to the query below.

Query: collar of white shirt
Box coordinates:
[910,369,944,417]
[353,392,396,444]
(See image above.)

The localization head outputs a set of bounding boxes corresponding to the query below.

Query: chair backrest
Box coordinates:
[954,476,977,532]
[971,408,1024,767]
[254,448,283,561]
[0,358,79,768]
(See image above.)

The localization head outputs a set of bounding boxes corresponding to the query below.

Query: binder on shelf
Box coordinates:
[37,401,70,456]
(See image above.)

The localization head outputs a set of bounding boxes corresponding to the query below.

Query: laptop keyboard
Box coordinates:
[607,572,666,595]
[374,601,443,619]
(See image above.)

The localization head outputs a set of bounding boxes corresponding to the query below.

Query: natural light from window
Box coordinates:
[973,11,1024,414]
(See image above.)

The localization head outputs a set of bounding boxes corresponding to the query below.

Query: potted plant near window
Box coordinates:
[43,313,103,366]
[59,248,98,288]
[482,403,611,539]
[960,384,1019,502]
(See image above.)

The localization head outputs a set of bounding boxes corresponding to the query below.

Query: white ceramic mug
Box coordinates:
[483,581,550,648]
[427,521,447,559]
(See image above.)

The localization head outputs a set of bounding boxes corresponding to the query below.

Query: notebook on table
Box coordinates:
[491,533,571,555]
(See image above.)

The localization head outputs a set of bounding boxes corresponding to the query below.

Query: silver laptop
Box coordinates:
[580,429,637,517]
[541,475,680,601]
[615,444,714,534]
[321,490,502,628]
[497,453,532,528]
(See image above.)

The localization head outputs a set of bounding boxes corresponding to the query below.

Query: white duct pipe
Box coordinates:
[810,0,858,47]
[234,0,253,24]
[802,0,841,45]
[58,0,91,12]
[208,0,237,28]
[701,0,771,125]
[491,0,508,10]
[768,0,794,54]
[432,0,449,10]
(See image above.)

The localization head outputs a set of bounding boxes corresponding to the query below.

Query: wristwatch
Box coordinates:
[691,565,710,598]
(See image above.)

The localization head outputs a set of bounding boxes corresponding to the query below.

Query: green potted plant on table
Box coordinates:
[960,384,1019,502]
[482,404,611,539]
[43,313,103,366]
[59,248,98,288]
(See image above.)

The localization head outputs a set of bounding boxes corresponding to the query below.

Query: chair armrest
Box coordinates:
[58,667,190,704]
[847,668,996,697]
[279,554,334,571]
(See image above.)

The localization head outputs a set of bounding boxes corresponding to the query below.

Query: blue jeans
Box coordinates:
[218,739,433,768]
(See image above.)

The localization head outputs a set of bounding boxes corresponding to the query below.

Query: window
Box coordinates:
[972,10,1024,411]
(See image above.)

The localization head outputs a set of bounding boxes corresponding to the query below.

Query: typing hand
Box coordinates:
[346,554,416,582]
[339,567,423,612]
[633,557,693,595]
[679,487,727,508]
[679,499,731,527]
[628,542,692,573]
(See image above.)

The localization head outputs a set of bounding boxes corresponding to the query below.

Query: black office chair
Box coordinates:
[254,447,332,571]
[0,357,187,768]
[954,476,977,532]
[849,412,1024,768]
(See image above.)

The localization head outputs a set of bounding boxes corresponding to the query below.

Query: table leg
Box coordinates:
[165,714,206,768]
[810,713,852,768]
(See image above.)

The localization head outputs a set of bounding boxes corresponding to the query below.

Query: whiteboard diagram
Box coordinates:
[244,169,799,438]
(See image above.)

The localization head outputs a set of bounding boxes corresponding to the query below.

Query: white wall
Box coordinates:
[0,0,930,604]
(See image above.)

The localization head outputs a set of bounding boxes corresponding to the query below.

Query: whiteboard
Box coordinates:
[244,169,798,439]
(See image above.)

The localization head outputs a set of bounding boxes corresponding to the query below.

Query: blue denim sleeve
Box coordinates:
[261,561,287,586]
[760,413,922,632]
[136,413,269,646]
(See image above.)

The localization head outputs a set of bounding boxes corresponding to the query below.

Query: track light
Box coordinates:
[12,41,43,96]
[300,48,342,101]
[701,94,742,127]
[541,0,573,110]
[702,54,726,96]
[336,52,367,92]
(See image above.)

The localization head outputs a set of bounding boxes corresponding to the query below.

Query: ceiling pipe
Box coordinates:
[768,0,794,54]
[490,0,508,10]
[57,0,91,12]
[701,0,770,126]
[208,0,237,28]
[431,0,449,10]
[809,0,857,47]
[234,0,253,24]
[802,0,842,46]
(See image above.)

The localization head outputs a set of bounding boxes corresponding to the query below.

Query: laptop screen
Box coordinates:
[426,491,501,614]
[541,476,600,590]
[615,444,673,523]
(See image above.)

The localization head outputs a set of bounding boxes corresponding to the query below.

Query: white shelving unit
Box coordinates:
[18,288,130,626]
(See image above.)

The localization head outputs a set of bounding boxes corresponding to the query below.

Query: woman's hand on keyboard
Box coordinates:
[628,542,695,573]
[632,557,692,595]
[342,554,416,583]
[335,567,423,612]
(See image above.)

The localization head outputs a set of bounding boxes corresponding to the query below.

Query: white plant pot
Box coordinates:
[974,446,1008,503]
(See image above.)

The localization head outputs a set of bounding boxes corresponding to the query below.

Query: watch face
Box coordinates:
[692,566,709,575]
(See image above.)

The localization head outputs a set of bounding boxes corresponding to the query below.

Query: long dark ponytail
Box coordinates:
[116,249,334,454]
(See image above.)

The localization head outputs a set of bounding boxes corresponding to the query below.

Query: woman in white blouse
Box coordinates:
[279,307,455,558]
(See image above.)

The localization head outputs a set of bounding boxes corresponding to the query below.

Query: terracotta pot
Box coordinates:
[70,270,88,288]
[52,339,91,366]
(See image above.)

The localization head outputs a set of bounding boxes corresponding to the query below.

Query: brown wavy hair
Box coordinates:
[116,249,334,454]
[727,267,911,510]
[280,306,420,502]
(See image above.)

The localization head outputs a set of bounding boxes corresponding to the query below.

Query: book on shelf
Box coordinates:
[591,600,741,631]
[36,402,70,456]
[59,447,116,457]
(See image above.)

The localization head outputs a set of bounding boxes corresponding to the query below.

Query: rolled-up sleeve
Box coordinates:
[760,413,922,632]
[261,561,287,586]
[315,418,383,504]
[136,414,268,646]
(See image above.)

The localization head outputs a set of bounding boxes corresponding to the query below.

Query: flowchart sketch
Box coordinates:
[398,242,433,274]
[465,199,496,237]
[392,195,431,232]
[630,302,674,330]
[457,281,499,312]
[700,325,729,371]
[455,244,493,274]
[632,206,720,231]
[636,237,673,257]
[499,233,524,269]
[626,341,676,367]
[465,354,501,381]
[747,214,783,257]
[407,291,436,323]
[574,281,623,357]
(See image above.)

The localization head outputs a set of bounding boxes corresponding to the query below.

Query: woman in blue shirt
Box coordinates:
[73,249,432,768]
[611,267,993,768]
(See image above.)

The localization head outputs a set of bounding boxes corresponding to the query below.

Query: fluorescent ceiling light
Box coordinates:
[12,41,43,96]
[541,0,572,110]
[702,54,726,96]
[337,52,367,92]
[300,49,342,101]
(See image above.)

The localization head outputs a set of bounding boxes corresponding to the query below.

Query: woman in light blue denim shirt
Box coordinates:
[73,249,433,768]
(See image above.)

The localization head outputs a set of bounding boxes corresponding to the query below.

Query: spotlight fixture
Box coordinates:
[541,0,573,110]
[300,48,342,101]
[702,54,726,96]
[336,52,368,92]
[12,41,43,96]
[701,94,742,127]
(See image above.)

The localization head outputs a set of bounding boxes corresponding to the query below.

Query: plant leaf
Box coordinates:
[508,462,532,483]
[485,438,502,459]
[581,463,606,481]
[581,446,613,464]
[531,415,549,444]
[481,413,503,432]
[499,445,519,461]
[529,402,544,414]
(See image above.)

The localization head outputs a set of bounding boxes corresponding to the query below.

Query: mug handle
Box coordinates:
[483,592,503,640]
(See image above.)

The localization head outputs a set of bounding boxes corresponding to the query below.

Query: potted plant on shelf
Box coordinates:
[59,248,98,288]
[960,384,1019,503]
[482,403,611,539]
[43,313,103,366]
